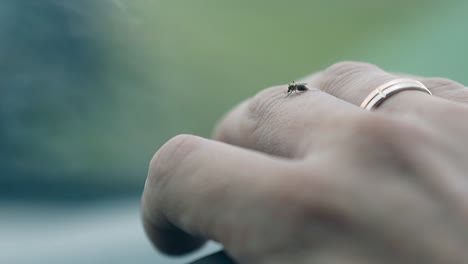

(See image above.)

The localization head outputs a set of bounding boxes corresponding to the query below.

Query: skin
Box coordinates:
[141,62,468,264]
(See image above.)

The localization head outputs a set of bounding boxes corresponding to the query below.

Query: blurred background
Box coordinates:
[1,0,468,263]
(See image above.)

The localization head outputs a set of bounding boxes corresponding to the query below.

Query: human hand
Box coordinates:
[142,62,468,264]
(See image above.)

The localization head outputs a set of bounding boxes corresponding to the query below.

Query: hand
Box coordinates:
[141,62,468,264]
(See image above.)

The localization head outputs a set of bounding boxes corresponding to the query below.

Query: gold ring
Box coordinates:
[360,78,432,111]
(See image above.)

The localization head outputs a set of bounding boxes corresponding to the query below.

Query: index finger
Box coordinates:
[142,134,294,255]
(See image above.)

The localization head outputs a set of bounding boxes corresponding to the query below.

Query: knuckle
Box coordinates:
[321,61,380,93]
[423,77,466,98]
[425,77,460,88]
[324,61,376,76]
[247,86,284,132]
[248,86,283,119]
[147,134,202,188]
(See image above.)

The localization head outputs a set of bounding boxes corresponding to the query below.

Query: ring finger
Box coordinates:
[317,62,442,111]
[315,62,468,132]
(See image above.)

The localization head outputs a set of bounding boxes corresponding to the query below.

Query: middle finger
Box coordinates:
[214,84,369,159]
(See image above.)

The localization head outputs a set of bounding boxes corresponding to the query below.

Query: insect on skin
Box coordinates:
[286,81,309,97]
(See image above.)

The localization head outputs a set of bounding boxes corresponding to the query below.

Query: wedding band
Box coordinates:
[360,78,432,110]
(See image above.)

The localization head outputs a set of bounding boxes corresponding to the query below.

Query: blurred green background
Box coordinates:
[2,0,468,263]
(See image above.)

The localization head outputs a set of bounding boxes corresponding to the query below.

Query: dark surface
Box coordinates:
[189,251,236,264]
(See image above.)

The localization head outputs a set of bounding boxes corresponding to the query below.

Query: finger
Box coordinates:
[392,72,468,104]
[316,62,468,155]
[214,85,363,159]
[417,77,468,104]
[141,134,296,255]
[317,61,452,113]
